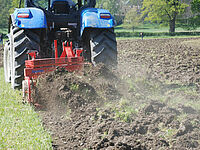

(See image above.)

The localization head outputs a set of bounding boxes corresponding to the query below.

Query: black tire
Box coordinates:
[89,28,117,67]
[10,27,40,89]
[3,41,11,83]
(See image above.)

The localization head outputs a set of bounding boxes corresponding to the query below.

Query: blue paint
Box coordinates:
[32,70,44,73]
[12,7,114,36]
[13,8,47,29]
[80,8,115,36]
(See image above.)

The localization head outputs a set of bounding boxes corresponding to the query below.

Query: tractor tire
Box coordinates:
[89,28,117,67]
[3,41,11,83]
[10,27,40,89]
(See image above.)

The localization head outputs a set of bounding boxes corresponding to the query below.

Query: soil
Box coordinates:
[34,38,200,150]
[1,38,200,149]
[117,38,200,88]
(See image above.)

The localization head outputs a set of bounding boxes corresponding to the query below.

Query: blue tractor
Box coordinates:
[4,0,117,89]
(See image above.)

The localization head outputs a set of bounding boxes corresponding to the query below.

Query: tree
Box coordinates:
[123,7,141,29]
[33,0,48,8]
[128,0,143,6]
[96,0,124,24]
[0,0,12,28]
[179,0,200,30]
[191,0,200,13]
[142,0,188,33]
[96,0,121,15]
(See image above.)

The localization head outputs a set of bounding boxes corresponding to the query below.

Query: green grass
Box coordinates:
[0,68,53,150]
[116,23,200,33]
[116,27,191,33]
[99,98,138,123]
[117,35,200,40]
[115,23,200,39]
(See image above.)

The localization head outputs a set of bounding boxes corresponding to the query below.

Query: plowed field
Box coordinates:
[33,38,200,150]
[1,38,200,149]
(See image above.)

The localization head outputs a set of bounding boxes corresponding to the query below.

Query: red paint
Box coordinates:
[17,13,30,18]
[23,40,85,103]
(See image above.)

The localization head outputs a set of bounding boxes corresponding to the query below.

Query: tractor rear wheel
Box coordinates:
[89,28,117,67]
[10,27,40,89]
[3,41,11,83]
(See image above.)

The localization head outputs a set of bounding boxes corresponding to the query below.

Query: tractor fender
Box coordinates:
[80,8,115,36]
[12,8,47,29]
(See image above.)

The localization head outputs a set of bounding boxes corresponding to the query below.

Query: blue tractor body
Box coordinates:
[80,8,115,35]
[12,5,115,36]
[5,0,117,89]
[12,8,47,28]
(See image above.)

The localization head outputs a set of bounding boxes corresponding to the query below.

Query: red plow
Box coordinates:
[22,40,86,104]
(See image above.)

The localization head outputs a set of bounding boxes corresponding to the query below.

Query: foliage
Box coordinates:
[128,0,143,6]
[176,0,200,30]
[142,0,188,32]
[177,17,200,30]
[188,0,200,30]
[0,68,52,149]
[142,0,188,22]
[96,0,121,16]
[0,0,25,28]
[70,83,79,91]
[123,7,141,29]
[191,0,200,13]
[110,99,138,123]
[9,0,25,13]
[96,0,143,24]
[158,123,178,142]
[0,0,12,28]
[34,0,48,8]
[0,0,193,31]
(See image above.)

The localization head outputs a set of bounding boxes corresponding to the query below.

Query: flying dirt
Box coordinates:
[32,38,200,150]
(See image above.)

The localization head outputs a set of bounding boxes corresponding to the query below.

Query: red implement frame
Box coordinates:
[23,40,84,103]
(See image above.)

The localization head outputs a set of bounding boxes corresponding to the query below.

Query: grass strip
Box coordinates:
[115,31,200,37]
[0,68,52,150]
[116,35,200,40]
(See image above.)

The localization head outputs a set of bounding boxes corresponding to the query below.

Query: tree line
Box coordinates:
[98,0,200,33]
[0,0,12,28]
[1,0,200,33]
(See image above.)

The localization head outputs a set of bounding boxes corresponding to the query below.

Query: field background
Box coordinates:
[0,0,199,148]
[2,23,200,41]
[115,24,200,39]
[1,23,200,149]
